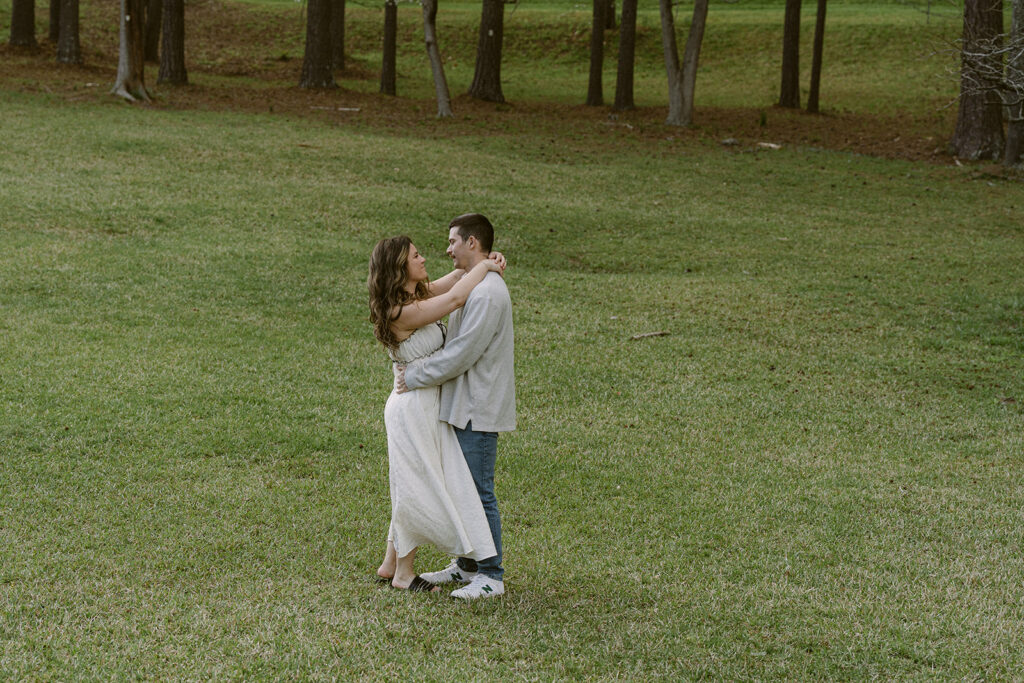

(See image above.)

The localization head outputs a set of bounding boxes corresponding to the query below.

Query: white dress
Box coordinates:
[384,322,496,561]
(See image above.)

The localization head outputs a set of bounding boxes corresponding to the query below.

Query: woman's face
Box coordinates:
[405,244,428,283]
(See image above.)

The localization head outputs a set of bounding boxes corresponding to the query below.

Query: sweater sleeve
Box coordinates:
[404,286,501,390]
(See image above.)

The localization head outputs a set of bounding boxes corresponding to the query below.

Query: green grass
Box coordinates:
[3,0,1024,677]
[1,85,1023,678]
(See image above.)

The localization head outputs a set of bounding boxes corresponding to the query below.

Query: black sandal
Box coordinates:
[393,575,438,593]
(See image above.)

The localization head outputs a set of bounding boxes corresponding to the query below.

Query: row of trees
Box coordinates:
[353,0,822,126]
[359,0,1020,164]
[7,0,186,99]
[5,0,800,122]
[5,0,1023,164]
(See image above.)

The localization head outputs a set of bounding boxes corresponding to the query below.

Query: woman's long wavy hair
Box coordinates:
[368,236,430,350]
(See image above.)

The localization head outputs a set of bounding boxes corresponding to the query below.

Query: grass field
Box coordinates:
[3,0,1024,679]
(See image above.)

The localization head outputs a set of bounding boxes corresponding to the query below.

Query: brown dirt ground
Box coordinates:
[0,3,1010,173]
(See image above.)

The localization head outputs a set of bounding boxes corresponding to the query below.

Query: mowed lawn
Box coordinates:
[1,88,1022,678]
[2,0,1024,675]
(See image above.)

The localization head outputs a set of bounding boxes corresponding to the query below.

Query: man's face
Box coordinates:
[446,227,473,270]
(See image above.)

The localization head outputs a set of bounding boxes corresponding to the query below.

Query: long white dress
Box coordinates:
[384,322,496,561]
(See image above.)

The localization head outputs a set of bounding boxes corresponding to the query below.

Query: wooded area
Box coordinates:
[3,0,1023,165]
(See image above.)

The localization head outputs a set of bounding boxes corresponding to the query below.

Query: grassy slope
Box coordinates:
[1,88,1023,677]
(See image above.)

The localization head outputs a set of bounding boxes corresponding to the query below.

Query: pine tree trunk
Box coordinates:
[330,0,346,71]
[586,0,606,106]
[1007,121,1024,166]
[659,0,684,125]
[807,0,826,113]
[112,0,150,101]
[468,0,505,102]
[614,0,638,111]
[779,0,802,108]
[380,0,397,95]
[301,0,337,89]
[145,0,162,63]
[1004,0,1023,165]
[605,0,616,30]
[423,0,453,117]
[158,0,187,85]
[679,0,709,126]
[10,0,38,48]
[56,0,81,64]
[49,0,61,43]
[951,0,1004,160]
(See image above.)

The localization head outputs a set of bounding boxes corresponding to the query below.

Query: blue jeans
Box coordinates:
[454,422,503,581]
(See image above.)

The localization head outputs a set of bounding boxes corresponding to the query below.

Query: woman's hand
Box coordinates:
[488,251,507,273]
[484,258,503,274]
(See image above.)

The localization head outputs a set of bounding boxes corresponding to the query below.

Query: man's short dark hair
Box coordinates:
[449,213,494,254]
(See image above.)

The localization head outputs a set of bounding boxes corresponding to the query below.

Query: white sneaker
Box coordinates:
[420,559,477,586]
[450,574,504,600]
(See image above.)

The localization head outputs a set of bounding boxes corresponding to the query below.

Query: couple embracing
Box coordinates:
[367,213,514,600]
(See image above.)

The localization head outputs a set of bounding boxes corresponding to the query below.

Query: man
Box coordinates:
[395,213,515,600]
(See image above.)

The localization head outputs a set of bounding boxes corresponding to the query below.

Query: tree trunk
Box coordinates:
[468,0,505,102]
[679,0,709,124]
[49,0,61,43]
[586,0,607,106]
[614,0,638,110]
[158,0,187,85]
[659,0,684,125]
[1008,120,1024,166]
[380,0,397,95]
[779,0,802,108]
[1004,0,1023,165]
[301,0,337,89]
[951,0,1004,160]
[112,0,150,101]
[330,0,346,71]
[144,0,162,63]
[10,0,38,48]
[807,0,826,113]
[56,0,80,64]
[660,0,708,126]
[423,0,453,117]
[605,0,616,30]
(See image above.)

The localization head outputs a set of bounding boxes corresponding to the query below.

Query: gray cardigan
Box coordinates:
[404,271,516,433]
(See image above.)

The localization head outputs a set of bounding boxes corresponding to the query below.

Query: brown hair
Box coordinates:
[449,213,494,254]
[368,236,429,350]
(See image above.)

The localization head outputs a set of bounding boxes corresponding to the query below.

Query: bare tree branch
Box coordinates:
[944,31,1024,119]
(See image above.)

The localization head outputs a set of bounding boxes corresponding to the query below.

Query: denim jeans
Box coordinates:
[454,422,503,581]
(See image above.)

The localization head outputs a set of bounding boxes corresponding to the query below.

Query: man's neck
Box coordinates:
[462,252,487,270]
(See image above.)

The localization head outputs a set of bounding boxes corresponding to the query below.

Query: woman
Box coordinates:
[367,236,504,592]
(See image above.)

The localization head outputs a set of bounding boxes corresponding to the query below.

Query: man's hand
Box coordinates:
[394,364,409,394]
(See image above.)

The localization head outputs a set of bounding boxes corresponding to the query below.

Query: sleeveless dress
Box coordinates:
[384,322,497,561]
